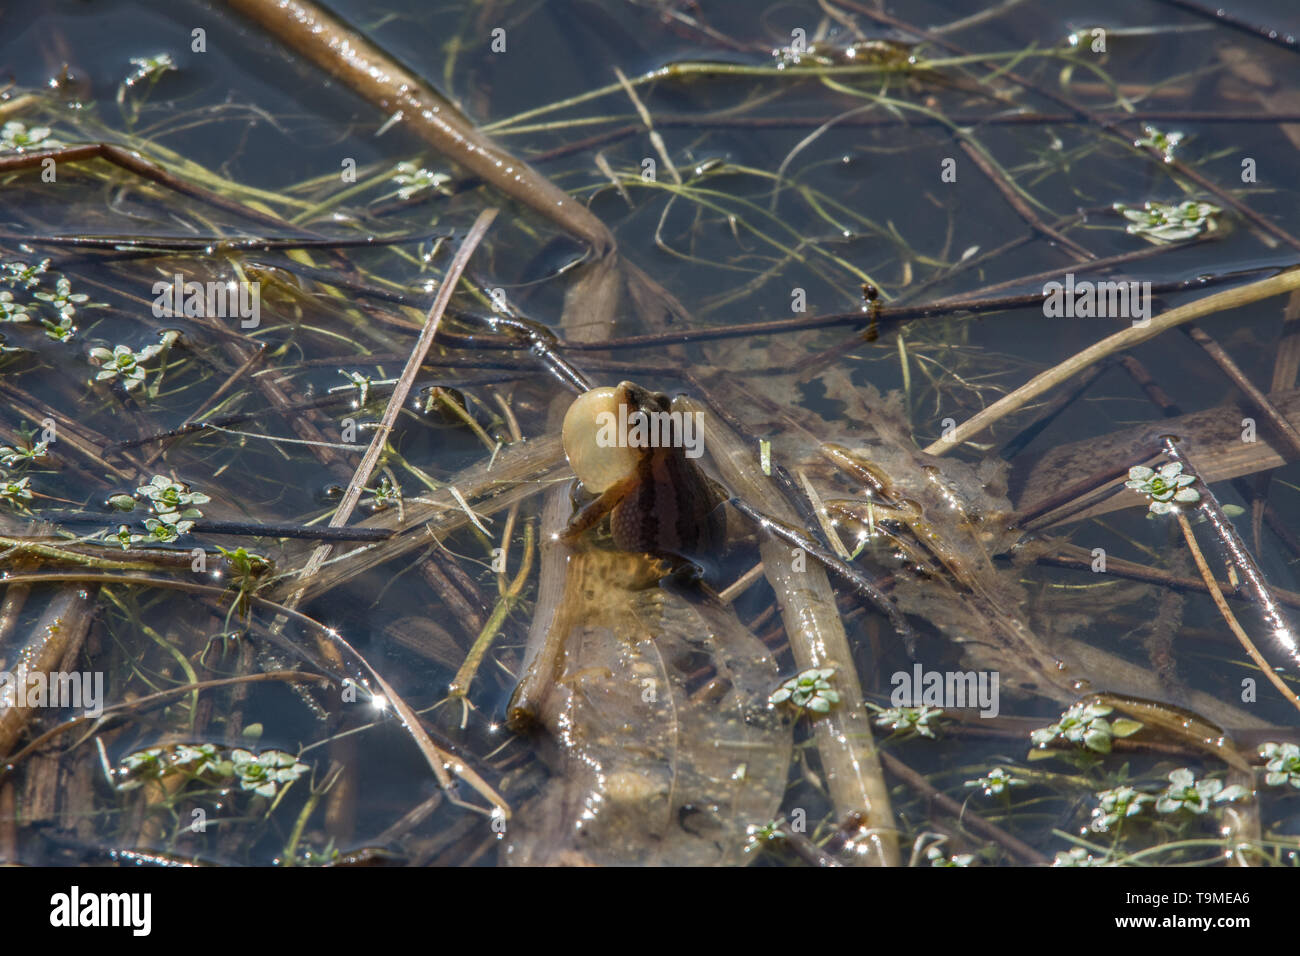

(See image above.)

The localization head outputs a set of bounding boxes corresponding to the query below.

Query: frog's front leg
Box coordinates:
[561,470,641,541]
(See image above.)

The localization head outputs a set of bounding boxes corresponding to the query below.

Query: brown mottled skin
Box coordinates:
[580,383,726,568]
[610,438,725,561]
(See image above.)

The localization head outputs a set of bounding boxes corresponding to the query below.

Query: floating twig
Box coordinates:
[1182,324,1300,459]
[0,142,303,232]
[1175,510,1300,716]
[0,230,447,252]
[1160,436,1300,672]
[291,208,499,590]
[1149,0,1300,54]
[727,495,915,648]
[926,268,1300,453]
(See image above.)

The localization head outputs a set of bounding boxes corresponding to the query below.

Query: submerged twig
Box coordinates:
[1182,324,1300,459]
[878,752,1049,865]
[0,571,509,816]
[1150,0,1300,54]
[447,518,535,716]
[727,495,915,647]
[0,671,329,777]
[0,588,97,759]
[956,138,1094,260]
[1160,436,1300,672]
[0,143,303,232]
[1175,511,1300,715]
[291,208,498,592]
[690,397,899,867]
[223,0,611,252]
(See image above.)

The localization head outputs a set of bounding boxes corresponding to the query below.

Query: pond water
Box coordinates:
[1,0,1299,867]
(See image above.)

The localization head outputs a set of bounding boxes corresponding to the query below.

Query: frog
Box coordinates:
[502,382,792,866]
[558,381,726,573]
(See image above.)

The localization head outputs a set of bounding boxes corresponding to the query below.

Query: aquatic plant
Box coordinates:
[965,768,1027,798]
[390,161,451,201]
[1259,742,1300,788]
[1113,199,1222,244]
[872,705,945,739]
[1090,785,1154,833]
[0,122,62,153]
[1154,768,1248,815]
[1124,462,1200,515]
[1031,701,1142,754]
[769,667,841,714]
[230,748,309,799]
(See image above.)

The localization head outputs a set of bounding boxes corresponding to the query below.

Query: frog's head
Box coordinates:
[561,381,667,492]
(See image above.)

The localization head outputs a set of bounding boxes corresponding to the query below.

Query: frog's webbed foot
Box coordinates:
[641,556,698,588]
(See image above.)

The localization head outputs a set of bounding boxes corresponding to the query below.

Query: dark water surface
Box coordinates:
[2,0,1300,867]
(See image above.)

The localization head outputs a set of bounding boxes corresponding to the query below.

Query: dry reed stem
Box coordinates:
[926,267,1300,454]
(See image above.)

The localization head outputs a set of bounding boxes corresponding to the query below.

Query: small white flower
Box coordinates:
[874,705,945,739]
[34,277,90,318]
[1053,847,1109,867]
[1134,125,1184,163]
[231,748,309,798]
[1155,767,1248,814]
[964,767,1027,797]
[770,667,841,714]
[1090,785,1153,832]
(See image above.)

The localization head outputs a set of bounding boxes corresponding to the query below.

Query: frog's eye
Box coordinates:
[620,381,670,413]
[562,386,641,493]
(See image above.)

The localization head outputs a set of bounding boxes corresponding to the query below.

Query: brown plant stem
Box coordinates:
[1182,323,1300,459]
[925,268,1300,453]
[1162,437,1300,666]
[222,0,611,253]
[1176,512,1300,716]
[879,751,1049,865]
[956,138,1095,260]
